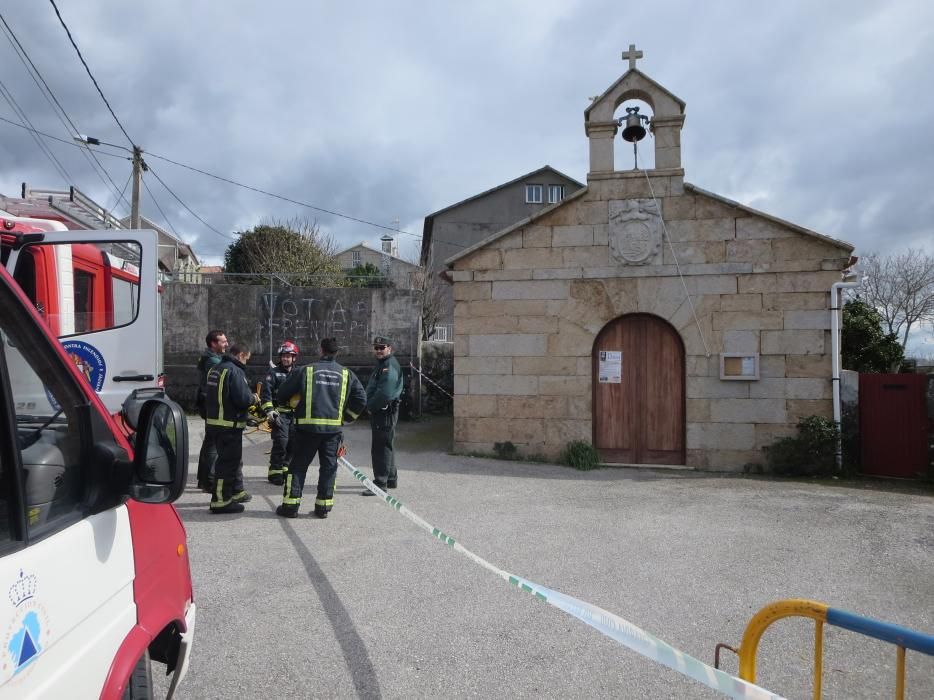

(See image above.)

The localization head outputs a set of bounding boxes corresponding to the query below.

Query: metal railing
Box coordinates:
[715,599,934,699]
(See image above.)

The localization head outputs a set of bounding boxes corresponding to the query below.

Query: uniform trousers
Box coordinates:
[284,431,342,512]
[210,428,245,506]
[369,403,399,487]
[268,413,294,472]
[197,423,217,486]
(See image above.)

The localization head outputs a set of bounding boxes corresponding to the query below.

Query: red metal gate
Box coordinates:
[859,374,929,478]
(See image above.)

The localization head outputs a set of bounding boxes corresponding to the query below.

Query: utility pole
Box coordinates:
[131,145,144,229]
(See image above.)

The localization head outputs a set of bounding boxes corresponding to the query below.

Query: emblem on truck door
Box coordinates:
[2,570,50,681]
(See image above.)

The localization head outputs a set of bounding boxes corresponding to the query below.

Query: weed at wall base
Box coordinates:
[560,440,601,471]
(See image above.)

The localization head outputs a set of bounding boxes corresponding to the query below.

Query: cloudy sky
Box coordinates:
[1,1,932,344]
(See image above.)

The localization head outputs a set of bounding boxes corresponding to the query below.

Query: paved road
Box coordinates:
[160,416,934,699]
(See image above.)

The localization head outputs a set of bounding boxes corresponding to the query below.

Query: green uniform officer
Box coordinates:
[362,335,403,495]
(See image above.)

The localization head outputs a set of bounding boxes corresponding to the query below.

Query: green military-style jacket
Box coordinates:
[366,354,403,412]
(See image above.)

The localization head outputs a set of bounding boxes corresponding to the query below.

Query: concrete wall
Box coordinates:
[164,283,421,408]
[449,171,853,470]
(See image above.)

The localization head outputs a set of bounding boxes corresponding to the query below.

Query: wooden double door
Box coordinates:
[592,314,685,464]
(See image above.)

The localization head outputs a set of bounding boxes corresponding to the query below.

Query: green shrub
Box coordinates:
[560,440,601,471]
[764,415,839,477]
[493,441,518,460]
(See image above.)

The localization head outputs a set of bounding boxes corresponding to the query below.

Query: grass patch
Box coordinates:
[559,440,601,471]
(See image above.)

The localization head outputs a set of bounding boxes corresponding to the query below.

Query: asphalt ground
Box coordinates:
[158,415,934,699]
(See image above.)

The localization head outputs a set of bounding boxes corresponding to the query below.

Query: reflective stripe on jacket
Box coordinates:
[276,357,367,433]
[205,357,254,429]
[261,362,295,412]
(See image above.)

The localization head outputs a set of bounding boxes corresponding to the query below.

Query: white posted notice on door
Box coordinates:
[598,350,622,383]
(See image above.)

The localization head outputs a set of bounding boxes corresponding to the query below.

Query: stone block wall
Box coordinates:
[450,174,852,470]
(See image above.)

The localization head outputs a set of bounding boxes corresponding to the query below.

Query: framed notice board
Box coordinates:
[720,353,759,381]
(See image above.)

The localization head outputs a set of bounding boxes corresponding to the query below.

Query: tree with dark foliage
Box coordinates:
[841,298,904,373]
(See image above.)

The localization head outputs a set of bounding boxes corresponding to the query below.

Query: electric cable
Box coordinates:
[0,12,127,208]
[48,0,134,147]
[0,114,127,158]
[146,165,232,240]
[141,175,181,239]
[0,77,72,184]
[0,112,430,247]
[109,171,132,217]
[145,149,421,238]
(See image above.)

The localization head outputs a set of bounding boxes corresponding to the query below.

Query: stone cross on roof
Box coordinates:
[622,43,643,70]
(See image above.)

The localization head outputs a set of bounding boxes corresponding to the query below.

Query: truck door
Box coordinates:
[0,267,136,697]
[5,230,160,415]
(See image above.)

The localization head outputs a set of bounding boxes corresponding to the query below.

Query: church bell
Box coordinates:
[621,106,648,143]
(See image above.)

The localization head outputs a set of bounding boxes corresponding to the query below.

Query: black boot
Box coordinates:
[313,507,329,519]
[276,504,299,518]
[210,502,245,514]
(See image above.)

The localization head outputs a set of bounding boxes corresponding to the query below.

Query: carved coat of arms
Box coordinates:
[608,199,662,265]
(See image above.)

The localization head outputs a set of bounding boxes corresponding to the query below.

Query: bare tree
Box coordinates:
[861,249,934,348]
[412,266,451,341]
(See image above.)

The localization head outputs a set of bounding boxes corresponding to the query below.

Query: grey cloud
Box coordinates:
[0,0,932,274]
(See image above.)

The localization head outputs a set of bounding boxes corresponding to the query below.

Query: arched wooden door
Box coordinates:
[592,314,685,464]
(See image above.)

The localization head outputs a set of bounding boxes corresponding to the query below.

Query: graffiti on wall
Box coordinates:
[259,293,371,353]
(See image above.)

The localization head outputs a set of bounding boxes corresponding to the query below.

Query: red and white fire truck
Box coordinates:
[1,208,164,418]
[0,212,194,697]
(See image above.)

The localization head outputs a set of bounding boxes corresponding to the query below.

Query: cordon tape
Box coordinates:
[338,456,785,699]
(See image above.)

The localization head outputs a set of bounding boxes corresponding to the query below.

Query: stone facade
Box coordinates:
[446,58,853,471]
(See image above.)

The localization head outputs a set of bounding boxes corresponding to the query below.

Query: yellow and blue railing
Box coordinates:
[716,599,934,700]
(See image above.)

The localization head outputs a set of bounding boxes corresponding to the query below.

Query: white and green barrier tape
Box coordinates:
[340,457,784,700]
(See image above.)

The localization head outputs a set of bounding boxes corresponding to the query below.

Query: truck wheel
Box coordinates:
[123,650,153,700]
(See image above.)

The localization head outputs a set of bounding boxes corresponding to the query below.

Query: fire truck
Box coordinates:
[0,206,163,418]
[0,208,194,697]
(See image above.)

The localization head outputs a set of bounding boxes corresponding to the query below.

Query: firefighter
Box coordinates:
[261,340,299,485]
[195,329,227,492]
[204,342,258,514]
[275,337,366,519]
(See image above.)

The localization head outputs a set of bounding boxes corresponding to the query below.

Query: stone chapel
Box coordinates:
[445,47,855,470]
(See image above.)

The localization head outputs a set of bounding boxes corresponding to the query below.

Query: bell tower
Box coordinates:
[584,45,686,177]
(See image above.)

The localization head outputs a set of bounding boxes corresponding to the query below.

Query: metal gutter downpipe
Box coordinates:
[831,277,862,467]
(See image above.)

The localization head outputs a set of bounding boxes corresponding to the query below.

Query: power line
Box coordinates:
[141,175,180,238]
[109,171,132,216]
[48,0,134,147]
[0,113,427,244]
[0,113,222,239]
[144,149,421,238]
[0,114,128,158]
[0,12,129,209]
[146,165,232,240]
[0,77,72,183]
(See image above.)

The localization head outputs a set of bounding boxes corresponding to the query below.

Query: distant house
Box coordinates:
[119,215,200,282]
[420,165,584,271]
[196,265,224,284]
[419,165,585,334]
[335,235,418,288]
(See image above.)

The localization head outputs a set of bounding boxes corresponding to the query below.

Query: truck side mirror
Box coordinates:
[130,397,188,503]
